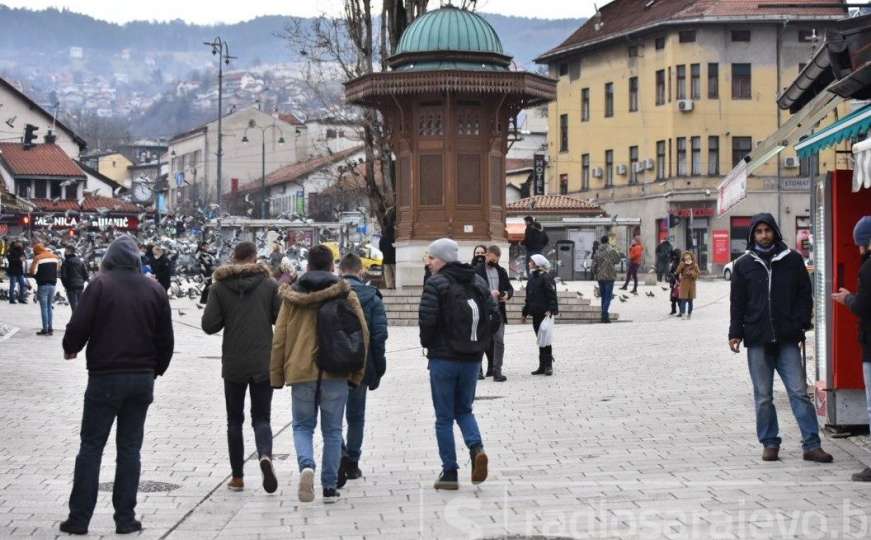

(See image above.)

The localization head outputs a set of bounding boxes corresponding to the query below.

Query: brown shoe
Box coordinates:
[227,477,244,491]
[762,447,780,462]
[470,447,488,484]
[803,448,833,463]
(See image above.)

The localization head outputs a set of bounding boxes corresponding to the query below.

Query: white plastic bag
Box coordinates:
[536,315,554,348]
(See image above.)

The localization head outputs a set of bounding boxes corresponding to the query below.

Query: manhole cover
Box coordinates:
[98,481,180,493]
[475,396,504,401]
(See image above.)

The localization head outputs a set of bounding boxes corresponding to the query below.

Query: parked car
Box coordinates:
[723,260,735,281]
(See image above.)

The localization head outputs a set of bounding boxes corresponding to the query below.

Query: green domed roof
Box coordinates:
[396,7,504,56]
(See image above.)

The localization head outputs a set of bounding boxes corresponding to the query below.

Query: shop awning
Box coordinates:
[853,138,871,192]
[796,103,871,158]
[506,221,525,242]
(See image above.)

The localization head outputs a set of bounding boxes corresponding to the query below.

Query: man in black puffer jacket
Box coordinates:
[61,245,89,312]
[419,238,500,491]
[729,213,832,464]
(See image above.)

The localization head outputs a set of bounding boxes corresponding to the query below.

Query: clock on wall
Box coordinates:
[132,181,153,203]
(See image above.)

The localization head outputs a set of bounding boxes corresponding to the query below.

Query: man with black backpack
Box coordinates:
[419,238,501,491]
[271,245,369,504]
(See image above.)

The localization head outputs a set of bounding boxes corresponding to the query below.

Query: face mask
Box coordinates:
[487,260,498,267]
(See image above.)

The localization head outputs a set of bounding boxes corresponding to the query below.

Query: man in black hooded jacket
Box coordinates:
[729,213,832,464]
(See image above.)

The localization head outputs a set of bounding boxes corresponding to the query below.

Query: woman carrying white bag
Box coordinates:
[522,254,559,376]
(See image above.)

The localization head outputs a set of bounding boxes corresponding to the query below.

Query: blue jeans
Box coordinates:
[679,299,694,315]
[291,380,348,490]
[598,280,614,318]
[747,343,821,451]
[37,284,55,330]
[66,373,154,529]
[343,384,367,462]
[8,274,26,302]
[68,288,83,312]
[428,359,483,472]
[863,363,871,428]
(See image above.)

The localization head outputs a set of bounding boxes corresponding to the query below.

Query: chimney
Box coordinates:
[44,129,56,144]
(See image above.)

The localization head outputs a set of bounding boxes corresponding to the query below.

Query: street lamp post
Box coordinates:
[242,120,286,219]
[203,37,235,215]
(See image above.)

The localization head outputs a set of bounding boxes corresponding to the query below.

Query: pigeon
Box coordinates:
[576,291,584,298]
[178,310,186,317]
[618,297,627,303]
[620,294,630,301]
[196,304,203,310]
[661,286,669,291]
[646,291,655,298]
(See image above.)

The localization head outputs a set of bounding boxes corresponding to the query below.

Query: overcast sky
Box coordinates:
[0,0,598,24]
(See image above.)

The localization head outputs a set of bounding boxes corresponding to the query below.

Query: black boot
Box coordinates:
[531,351,546,375]
[544,351,553,376]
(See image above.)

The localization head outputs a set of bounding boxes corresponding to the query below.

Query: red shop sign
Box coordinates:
[713,229,731,264]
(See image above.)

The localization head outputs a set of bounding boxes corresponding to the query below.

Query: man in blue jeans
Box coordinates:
[729,213,832,463]
[6,240,28,304]
[592,235,621,324]
[60,236,174,535]
[419,238,500,490]
[30,243,60,335]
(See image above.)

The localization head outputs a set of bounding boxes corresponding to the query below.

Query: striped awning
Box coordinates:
[853,138,871,192]
[796,104,871,158]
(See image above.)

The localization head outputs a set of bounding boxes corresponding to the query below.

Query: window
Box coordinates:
[676,65,686,100]
[668,139,672,176]
[732,63,752,99]
[708,136,720,175]
[559,114,568,152]
[732,136,752,167]
[691,136,701,175]
[34,179,47,198]
[656,69,665,105]
[655,36,666,49]
[559,63,568,76]
[708,63,719,98]
[678,30,696,43]
[676,137,687,176]
[731,30,751,42]
[65,184,77,200]
[605,150,614,187]
[798,29,815,42]
[581,88,590,121]
[629,77,638,112]
[690,63,700,99]
[656,140,666,180]
[628,46,639,58]
[581,154,590,191]
[800,155,819,177]
[629,146,639,184]
[559,174,568,194]
[16,180,30,198]
[604,82,614,118]
[50,182,61,199]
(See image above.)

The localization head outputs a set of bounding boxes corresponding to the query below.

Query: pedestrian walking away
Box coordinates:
[5,239,27,304]
[419,238,500,490]
[202,241,282,494]
[621,235,644,294]
[524,254,559,375]
[667,249,682,315]
[655,238,673,282]
[832,216,871,481]
[30,243,60,335]
[728,213,832,464]
[196,241,216,304]
[271,245,369,504]
[60,244,89,312]
[59,235,174,536]
[476,245,513,381]
[676,251,700,319]
[338,253,388,488]
[592,235,620,323]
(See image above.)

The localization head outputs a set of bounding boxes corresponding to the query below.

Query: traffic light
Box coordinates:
[23,124,38,147]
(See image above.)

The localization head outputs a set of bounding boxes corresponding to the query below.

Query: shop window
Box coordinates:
[679,30,696,43]
[731,63,752,100]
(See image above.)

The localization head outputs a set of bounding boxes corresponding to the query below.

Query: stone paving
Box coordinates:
[1,278,871,539]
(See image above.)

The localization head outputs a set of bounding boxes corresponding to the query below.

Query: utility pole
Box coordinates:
[204,37,235,215]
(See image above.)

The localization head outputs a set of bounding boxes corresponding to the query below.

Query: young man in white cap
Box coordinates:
[522,254,559,375]
[419,238,500,490]
[833,216,871,481]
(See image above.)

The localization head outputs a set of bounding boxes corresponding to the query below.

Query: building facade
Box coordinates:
[536,0,846,272]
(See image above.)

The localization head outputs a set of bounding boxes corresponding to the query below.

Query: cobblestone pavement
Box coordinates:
[1,279,871,539]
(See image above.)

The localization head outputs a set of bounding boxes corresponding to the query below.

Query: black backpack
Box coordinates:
[442,275,497,355]
[316,293,366,375]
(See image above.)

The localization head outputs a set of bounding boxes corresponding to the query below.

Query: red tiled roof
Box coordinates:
[30,198,80,211]
[537,0,846,62]
[81,196,140,213]
[0,143,86,178]
[278,113,304,126]
[505,158,534,171]
[238,146,364,192]
[506,194,603,212]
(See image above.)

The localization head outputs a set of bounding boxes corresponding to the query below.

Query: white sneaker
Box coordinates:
[298,468,315,503]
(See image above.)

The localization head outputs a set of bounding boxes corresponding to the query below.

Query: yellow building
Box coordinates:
[536,0,847,272]
[95,152,134,189]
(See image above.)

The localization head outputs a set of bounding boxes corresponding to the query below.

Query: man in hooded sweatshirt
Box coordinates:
[729,213,832,464]
[202,241,282,494]
[60,236,174,536]
[60,244,89,312]
[271,245,368,504]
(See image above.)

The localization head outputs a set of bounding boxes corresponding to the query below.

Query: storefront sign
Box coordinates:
[713,230,730,264]
[781,177,811,191]
[533,154,546,196]
[33,214,139,230]
[718,161,748,216]
[669,207,716,218]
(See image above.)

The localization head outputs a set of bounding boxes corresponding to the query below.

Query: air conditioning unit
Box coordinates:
[677,99,694,112]
[592,167,604,178]
[633,162,646,173]
[644,158,655,170]
[783,156,799,169]
[616,164,628,175]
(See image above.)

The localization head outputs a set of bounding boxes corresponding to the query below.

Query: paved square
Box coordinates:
[1,279,870,539]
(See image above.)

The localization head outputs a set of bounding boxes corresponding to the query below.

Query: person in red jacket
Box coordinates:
[620,235,644,294]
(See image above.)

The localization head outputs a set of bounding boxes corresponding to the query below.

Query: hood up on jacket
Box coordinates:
[747,213,785,248]
[281,270,349,306]
[213,262,271,294]
[101,235,142,272]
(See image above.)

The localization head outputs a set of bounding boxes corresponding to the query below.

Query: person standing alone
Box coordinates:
[202,241,282,494]
[30,243,60,335]
[476,245,513,381]
[729,213,832,463]
[61,245,89,312]
[592,235,620,323]
[6,240,27,304]
[675,251,700,320]
[620,235,644,294]
[523,254,558,375]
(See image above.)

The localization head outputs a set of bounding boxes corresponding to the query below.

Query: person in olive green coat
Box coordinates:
[202,241,282,494]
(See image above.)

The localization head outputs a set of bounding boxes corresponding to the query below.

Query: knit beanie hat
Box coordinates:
[854,216,871,247]
[428,238,458,264]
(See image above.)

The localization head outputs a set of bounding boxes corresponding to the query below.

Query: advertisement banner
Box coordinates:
[717,161,748,216]
[712,230,730,264]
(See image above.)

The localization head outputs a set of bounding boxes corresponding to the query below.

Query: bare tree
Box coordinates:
[279,0,431,229]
